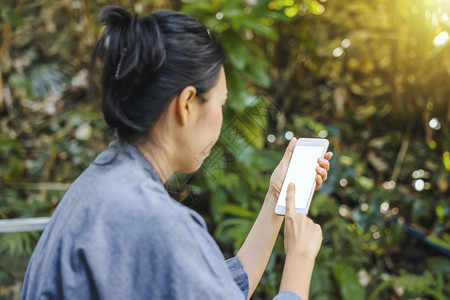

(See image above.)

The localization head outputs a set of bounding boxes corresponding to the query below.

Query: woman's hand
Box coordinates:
[268,137,333,202]
[279,183,323,299]
[283,183,323,258]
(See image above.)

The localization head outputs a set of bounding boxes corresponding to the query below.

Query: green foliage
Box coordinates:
[0,232,39,256]
[332,264,365,300]
[1,0,449,299]
[369,267,450,300]
[0,0,24,28]
[427,233,450,251]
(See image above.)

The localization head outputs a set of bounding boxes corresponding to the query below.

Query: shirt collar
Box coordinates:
[95,139,163,185]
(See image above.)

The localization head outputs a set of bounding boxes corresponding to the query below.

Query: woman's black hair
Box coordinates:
[92,6,226,144]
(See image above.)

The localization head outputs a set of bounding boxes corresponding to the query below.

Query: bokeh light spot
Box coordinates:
[380,202,389,214]
[215,12,224,20]
[318,130,328,138]
[333,47,344,57]
[412,169,425,179]
[341,38,351,48]
[284,131,294,140]
[382,181,396,189]
[428,117,441,130]
[433,31,449,47]
[413,179,425,191]
[361,203,369,212]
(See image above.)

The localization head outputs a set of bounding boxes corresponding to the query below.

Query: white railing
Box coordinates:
[0,217,50,233]
[0,182,68,233]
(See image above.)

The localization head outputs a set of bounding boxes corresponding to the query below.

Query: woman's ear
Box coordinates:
[176,85,198,126]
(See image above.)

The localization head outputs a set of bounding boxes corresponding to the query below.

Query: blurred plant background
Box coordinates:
[1,0,449,299]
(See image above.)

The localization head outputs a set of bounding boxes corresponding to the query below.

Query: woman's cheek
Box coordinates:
[216,108,224,132]
[217,105,224,123]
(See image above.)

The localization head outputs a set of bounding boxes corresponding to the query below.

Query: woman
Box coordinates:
[21,6,332,300]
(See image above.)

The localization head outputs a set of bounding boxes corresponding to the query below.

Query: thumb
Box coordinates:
[280,137,297,167]
[285,182,296,215]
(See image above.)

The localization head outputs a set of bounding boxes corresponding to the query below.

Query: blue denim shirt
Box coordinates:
[21,141,300,300]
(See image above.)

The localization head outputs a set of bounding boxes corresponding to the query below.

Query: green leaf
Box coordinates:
[181,2,216,18]
[332,264,365,300]
[428,256,450,276]
[356,176,375,190]
[0,132,23,157]
[214,218,253,249]
[303,0,325,15]
[311,262,335,298]
[9,73,34,99]
[0,232,39,256]
[210,188,228,221]
[224,65,250,110]
[427,234,450,250]
[1,7,24,27]
[3,157,25,182]
[241,18,278,39]
[219,204,255,219]
[245,61,270,87]
[223,37,251,71]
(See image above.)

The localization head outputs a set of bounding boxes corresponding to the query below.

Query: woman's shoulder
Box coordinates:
[74,162,177,217]
[81,142,164,195]
[56,142,185,228]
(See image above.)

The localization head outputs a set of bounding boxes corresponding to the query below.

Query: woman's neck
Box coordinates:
[136,141,175,184]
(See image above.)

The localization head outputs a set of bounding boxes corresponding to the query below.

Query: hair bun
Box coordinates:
[99,6,132,28]
[96,6,166,82]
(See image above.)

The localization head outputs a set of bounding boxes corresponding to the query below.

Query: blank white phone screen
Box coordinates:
[277,146,325,209]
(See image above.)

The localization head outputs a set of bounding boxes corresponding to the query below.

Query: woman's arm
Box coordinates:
[236,138,332,298]
[279,254,316,300]
[236,189,284,298]
[279,183,323,299]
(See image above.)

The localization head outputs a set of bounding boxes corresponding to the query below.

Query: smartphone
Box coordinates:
[275,138,329,215]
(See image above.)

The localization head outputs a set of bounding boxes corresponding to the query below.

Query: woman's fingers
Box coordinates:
[315,175,323,189]
[279,137,297,167]
[316,165,328,181]
[285,182,295,215]
[317,152,333,171]
[314,152,333,190]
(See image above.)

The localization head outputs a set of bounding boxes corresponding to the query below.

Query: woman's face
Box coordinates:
[182,66,228,172]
